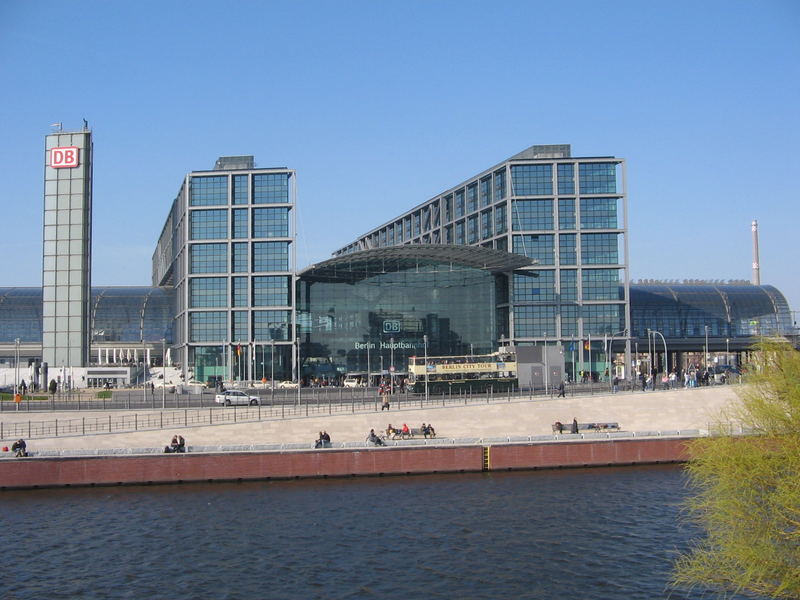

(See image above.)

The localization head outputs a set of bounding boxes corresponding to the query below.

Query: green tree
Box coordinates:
[672,340,800,598]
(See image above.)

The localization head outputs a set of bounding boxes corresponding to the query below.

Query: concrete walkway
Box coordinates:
[0,386,744,454]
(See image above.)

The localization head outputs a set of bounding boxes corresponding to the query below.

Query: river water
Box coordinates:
[1,465,755,600]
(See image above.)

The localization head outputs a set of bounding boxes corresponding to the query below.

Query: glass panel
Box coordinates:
[190,176,227,206]
[582,269,623,300]
[189,311,227,342]
[512,199,554,231]
[511,164,552,195]
[190,210,228,240]
[557,164,574,195]
[233,175,248,205]
[579,163,616,194]
[558,198,575,230]
[559,233,576,265]
[252,241,290,272]
[513,305,556,337]
[252,207,290,238]
[560,270,577,301]
[580,197,618,229]
[232,208,248,238]
[190,243,227,274]
[253,173,289,203]
[514,271,555,302]
[512,234,555,265]
[189,277,227,308]
[253,276,291,306]
[581,233,619,264]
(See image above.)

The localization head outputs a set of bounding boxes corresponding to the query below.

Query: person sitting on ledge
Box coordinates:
[367,429,385,446]
[401,423,410,438]
[387,424,396,439]
[315,431,324,449]
[555,421,564,434]
[426,423,436,438]
[11,439,27,457]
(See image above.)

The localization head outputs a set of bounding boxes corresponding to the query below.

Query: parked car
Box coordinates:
[278,380,299,389]
[214,390,260,406]
[343,376,363,388]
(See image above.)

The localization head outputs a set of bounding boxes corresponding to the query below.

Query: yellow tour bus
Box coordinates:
[407,352,517,394]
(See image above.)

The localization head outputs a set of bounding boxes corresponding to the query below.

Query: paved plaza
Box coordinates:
[0,386,744,454]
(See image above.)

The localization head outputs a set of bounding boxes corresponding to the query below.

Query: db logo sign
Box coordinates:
[382,320,401,333]
[50,146,79,168]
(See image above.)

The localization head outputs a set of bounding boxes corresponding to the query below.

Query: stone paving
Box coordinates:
[0,385,744,456]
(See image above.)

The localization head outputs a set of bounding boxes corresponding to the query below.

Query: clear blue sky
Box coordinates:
[1,0,798,316]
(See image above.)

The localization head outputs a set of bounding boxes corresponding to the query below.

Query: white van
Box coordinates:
[343,376,362,388]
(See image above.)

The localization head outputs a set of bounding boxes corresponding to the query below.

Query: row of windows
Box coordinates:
[189,310,292,342]
[191,208,291,241]
[189,276,292,308]
[511,198,619,231]
[189,174,290,206]
[512,233,620,265]
[512,269,624,303]
[514,303,625,337]
[189,242,291,274]
[511,163,617,197]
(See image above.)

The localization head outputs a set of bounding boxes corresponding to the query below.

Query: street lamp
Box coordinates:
[650,330,668,378]
[543,332,549,394]
[423,334,429,402]
[704,325,710,370]
[161,338,166,409]
[366,337,371,388]
[270,339,275,393]
[295,336,301,406]
[389,336,395,395]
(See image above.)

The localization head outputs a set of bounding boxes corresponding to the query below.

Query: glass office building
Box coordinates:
[151,157,296,384]
[334,144,630,375]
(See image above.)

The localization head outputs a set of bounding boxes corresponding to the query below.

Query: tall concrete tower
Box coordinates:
[751,219,760,285]
[42,126,93,369]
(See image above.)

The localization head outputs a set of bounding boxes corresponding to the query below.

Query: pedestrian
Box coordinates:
[11,439,27,457]
[557,380,566,398]
[570,418,579,434]
[612,376,619,393]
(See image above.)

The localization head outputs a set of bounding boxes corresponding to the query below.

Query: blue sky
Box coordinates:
[1,0,798,315]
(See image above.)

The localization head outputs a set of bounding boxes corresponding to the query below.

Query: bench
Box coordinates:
[384,427,437,440]
[552,422,620,434]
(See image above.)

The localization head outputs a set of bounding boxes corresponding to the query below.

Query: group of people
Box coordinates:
[10,439,27,457]
[314,431,332,448]
[164,434,186,453]
[386,423,410,439]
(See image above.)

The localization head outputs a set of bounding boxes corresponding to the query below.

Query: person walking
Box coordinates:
[557,380,566,398]
[570,418,579,434]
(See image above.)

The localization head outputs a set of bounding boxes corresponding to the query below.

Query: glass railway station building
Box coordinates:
[0,137,796,388]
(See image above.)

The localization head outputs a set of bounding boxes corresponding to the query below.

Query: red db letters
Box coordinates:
[50,146,79,168]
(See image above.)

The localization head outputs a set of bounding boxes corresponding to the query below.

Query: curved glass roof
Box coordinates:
[0,287,175,344]
[300,244,534,284]
[629,284,793,338]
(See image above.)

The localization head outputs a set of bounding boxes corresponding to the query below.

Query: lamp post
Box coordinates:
[726,337,730,366]
[389,336,395,395]
[295,336,300,407]
[651,330,668,380]
[161,338,166,409]
[270,339,275,394]
[366,338,371,388]
[423,334,429,403]
[704,325,710,370]
[543,332,549,394]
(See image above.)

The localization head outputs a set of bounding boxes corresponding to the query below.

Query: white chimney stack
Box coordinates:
[751,219,761,285]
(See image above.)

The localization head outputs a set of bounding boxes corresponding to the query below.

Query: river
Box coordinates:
[0,464,755,599]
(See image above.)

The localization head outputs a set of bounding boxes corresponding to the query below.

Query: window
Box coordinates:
[252,207,290,238]
[558,198,576,230]
[583,304,625,335]
[231,311,248,341]
[252,241,289,272]
[455,189,465,218]
[232,276,248,307]
[232,242,248,273]
[467,183,478,213]
[560,305,578,336]
[481,210,493,239]
[560,270,577,301]
[559,234,577,265]
[232,208,248,238]
[494,169,507,201]
[443,194,452,222]
[513,305,556,337]
[582,269,622,300]
[495,203,507,235]
[480,176,492,207]
[467,215,478,244]
[189,277,227,308]
[233,175,248,205]
[189,311,227,342]
[512,234,555,265]
[455,221,465,245]
[190,176,227,206]
[190,210,227,240]
[190,243,227,274]
[511,164,552,195]
[579,163,616,194]
[512,199,553,231]
[253,276,291,306]
[580,198,618,229]
[514,271,555,302]
[557,164,574,195]
[581,233,619,264]
[253,173,289,203]
[253,310,291,341]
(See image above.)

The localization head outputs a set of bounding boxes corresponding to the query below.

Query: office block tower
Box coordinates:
[152,156,297,383]
[334,144,631,375]
[42,128,93,369]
